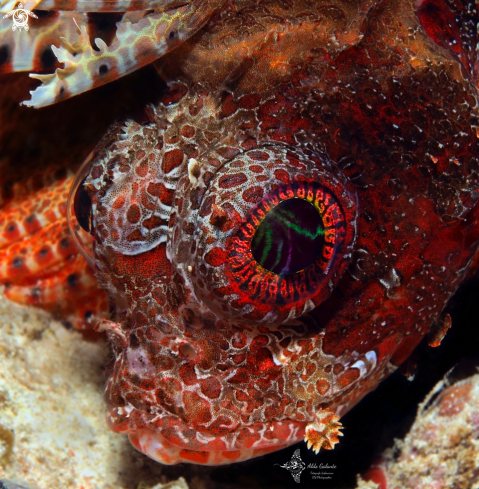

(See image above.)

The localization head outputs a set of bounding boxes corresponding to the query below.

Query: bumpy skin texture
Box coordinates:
[66,0,479,465]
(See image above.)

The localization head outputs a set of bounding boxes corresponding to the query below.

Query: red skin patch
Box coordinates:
[199,376,222,399]
[160,83,188,106]
[221,450,242,461]
[242,186,264,203]
[220,93,239,118]
[218,173,248,189]
[162,149,184,174]
[227,368,251,385]
[183,391,213,425]
[362,467,388,489]
[126,204,141,223]
[337,368,361,389]
[179,449,210,464]
[110,243,171,281]
[204,247,229,267]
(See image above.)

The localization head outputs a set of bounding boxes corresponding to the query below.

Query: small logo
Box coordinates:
[3,2,37,31]
[275,449,306,483]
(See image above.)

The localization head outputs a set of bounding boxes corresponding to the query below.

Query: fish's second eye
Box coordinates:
[73,177,93,234]
[67,152,96,269]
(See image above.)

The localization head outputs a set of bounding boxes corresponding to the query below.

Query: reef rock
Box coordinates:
[0,293,188,489]
[358,370,479,488]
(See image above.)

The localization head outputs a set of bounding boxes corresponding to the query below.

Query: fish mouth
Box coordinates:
[127,420,307,465]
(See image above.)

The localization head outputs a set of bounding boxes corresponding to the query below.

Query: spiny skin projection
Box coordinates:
[68,0,479,466]
[0,10,88,74]
[0,0,224,106]
[23,0,224,108]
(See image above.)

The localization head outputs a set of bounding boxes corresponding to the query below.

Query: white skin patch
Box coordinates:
[349,359,368,377]
[126,346,155,376]
[365,350,377,369]
[379,268,401,289]
[272,352,286,366]
[188,158,200,185]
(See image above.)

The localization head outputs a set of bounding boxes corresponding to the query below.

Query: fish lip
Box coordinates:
[107,404,308,448]
[123,415,308,465]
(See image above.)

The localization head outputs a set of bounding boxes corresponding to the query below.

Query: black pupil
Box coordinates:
[251,198,325,275]
[74,177,93,234]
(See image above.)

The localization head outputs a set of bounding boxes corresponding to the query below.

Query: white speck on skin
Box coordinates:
[188,158,200,185]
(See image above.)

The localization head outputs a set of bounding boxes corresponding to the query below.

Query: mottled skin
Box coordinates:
[61,0,479,465]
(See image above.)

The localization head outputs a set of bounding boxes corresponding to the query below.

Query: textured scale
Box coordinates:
[3,0,479,469]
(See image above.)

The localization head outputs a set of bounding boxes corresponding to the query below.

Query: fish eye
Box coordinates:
[67,152,96,269]
[190,149,358,325]
[251,197,325,275]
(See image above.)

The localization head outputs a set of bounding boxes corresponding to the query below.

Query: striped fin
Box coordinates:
[22,1,223,108]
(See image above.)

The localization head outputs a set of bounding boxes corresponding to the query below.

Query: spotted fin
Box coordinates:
[0,11,87,73]
[22,1,223,108]
[0,170,108,331]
